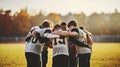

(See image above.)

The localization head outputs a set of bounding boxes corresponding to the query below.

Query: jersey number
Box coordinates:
[31,37,37,43]
[54,37,65,45]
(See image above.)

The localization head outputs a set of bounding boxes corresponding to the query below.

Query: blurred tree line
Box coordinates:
[0,8,120,37]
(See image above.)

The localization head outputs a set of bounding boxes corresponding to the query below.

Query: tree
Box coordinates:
[45,13,61,26]
[109,9,120,34]
[74,12,86,27]
[86,13,106,35]
[13,9,31,36]
[30,11,45,27]
[0,10,14,36]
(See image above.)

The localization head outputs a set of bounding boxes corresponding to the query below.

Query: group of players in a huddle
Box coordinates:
[25,19,93,67]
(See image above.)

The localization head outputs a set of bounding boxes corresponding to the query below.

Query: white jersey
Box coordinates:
[71,28,91,54]
[25,26,47,55]
[44,30,69,57]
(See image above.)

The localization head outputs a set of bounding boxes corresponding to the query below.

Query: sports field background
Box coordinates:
[0,43,120,67]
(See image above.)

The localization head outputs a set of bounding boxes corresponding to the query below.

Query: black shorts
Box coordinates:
[42,48,48,67]
[52,55,69,67]
[42,47,48,64]
[78,53,91,67]
[69,55,77,67]
[25,52,41,67]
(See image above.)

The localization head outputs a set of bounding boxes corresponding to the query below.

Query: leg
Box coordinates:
[52,55,69,67]
[42,48,48,67]
[78,53,91,67]
[85,53,91,67]
[25,52,41,67]
[52,56,59,67]
[61,55,69,67]
[69,55,77,67]
[34,54,41,67]
[25,52,32,67]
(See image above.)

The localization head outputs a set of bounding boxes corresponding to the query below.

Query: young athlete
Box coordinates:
[25,20,51,67]
[61,22,77,67]
[25,26,43,67]
[79,26,93,50]
[67,20,92,67]
[44,24,69,67]
[42,41,52,67]
[53,21,91,67]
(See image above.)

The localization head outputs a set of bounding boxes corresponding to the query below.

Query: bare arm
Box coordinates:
[52,31,69,36]
[44,33,60,38]
[69,31,78,36]
[52,31,78,37]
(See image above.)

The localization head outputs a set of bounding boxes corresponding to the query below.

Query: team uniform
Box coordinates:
[71,28,92,67]
[25,26,42,67]
[63,29,77,67]
[83,29,93,51]
[44,30,69,67]
[25,26,50,67]
[35,27,51,67]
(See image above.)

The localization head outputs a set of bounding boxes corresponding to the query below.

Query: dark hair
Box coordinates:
[67,20,77,27]
[42,21,50,28]
[61,22,66,26]
[53,24,61,31]
[79,26,84,30]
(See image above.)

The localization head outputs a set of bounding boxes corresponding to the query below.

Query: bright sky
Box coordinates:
[0,0,120,15]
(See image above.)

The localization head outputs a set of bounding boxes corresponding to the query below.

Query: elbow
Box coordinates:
[44,33,49,38]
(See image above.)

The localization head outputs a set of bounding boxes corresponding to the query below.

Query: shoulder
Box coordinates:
[44,29,51,33]
[31,26,39,29]
[30,26,39,33]
[31,26,41,31]
[71,28,79,33]
[84,30,92,36]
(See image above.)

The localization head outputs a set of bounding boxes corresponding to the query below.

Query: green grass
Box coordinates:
[0,43,26,67]
[0,43,120,67]
[91,43,120,67]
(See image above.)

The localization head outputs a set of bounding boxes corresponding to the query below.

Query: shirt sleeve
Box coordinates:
[71,28,79,33]
[70,28,90,48]
[44,33,59,38]
[69,37,90,48]
[44,29,51,33]
[25,27,35,42]
[71,28,79,39]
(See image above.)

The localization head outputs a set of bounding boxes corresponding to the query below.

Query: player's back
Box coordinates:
[25,26,44,55]
[52,32,69,57]
[73,28,91,54]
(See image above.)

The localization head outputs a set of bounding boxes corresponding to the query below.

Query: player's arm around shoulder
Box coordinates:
[43,29,59,38]
[69,31,78,37]
[44,30,59,39]
[52,30,70,37]
[69,28,79,37]
[25,26,36,42]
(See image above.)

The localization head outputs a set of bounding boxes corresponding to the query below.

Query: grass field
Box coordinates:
[0,43,120,67]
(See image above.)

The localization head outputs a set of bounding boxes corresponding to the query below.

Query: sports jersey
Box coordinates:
[71,28,91,54]
[25,26,49,55]
[44,30,69,57]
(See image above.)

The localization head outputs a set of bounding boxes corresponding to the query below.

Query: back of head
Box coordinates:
[41,20,50,28]
[67,20,77,27]
[61,22,66,26]
[79,26,84,30]
[53,24,61,31]
[61,22,67,31]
